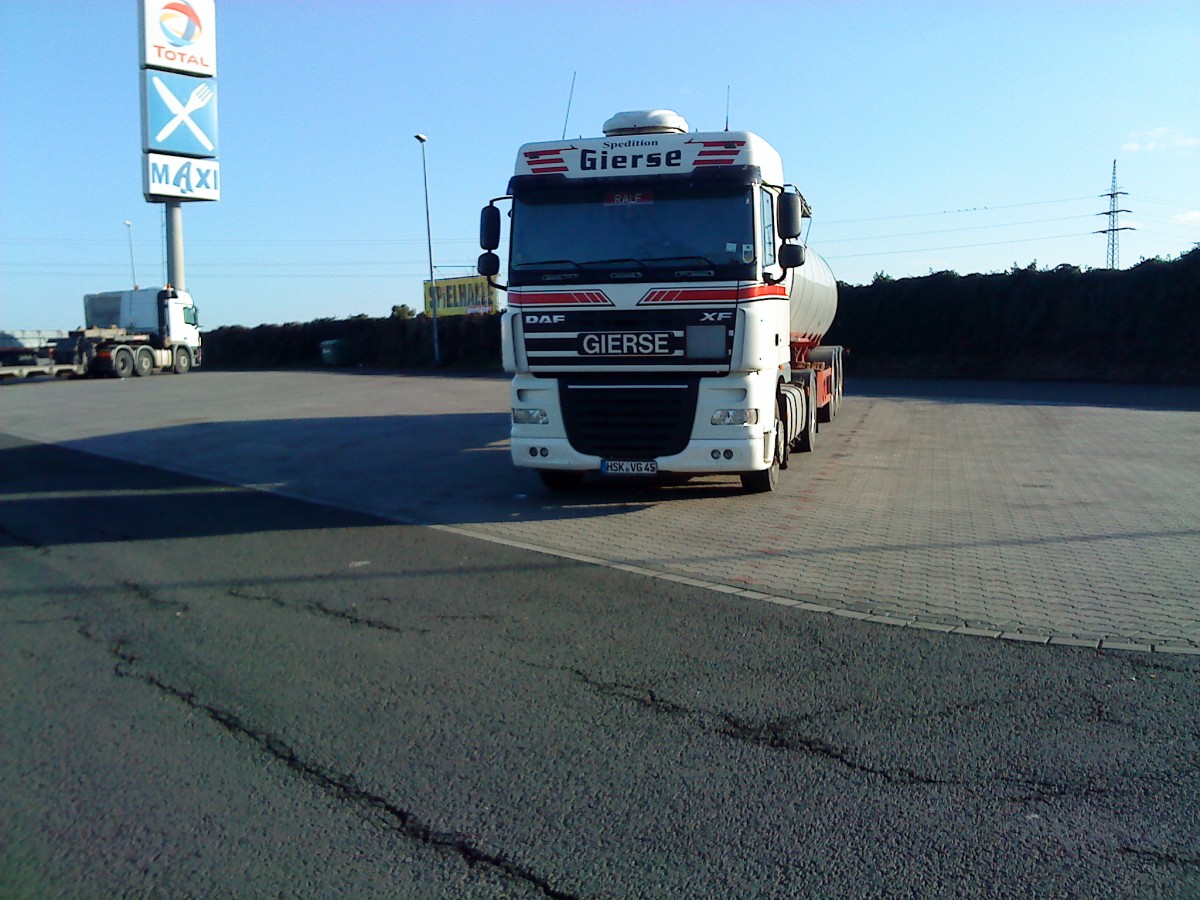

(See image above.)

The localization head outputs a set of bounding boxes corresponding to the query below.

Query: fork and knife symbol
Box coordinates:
[152,76,215,151]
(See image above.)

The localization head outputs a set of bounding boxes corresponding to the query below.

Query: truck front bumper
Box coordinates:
[510,434,770,474]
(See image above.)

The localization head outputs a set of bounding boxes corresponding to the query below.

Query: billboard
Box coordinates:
[140,0,218,203]
[140,0,217,77]
[424,276,500,317]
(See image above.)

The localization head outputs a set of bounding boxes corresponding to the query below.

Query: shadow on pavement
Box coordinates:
[1,406,746,547]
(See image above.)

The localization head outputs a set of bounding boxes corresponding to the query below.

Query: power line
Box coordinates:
[821,195,1097,226]
[825,231,1093,260]
[1128,194,1200,210]
[818,214,1096,245]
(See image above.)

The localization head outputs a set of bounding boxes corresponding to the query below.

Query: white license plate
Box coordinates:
[601,460,658,475]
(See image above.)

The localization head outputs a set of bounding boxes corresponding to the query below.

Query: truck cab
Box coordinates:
[480,110,840,492]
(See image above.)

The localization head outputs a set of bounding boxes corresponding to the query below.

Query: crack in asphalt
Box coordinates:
[1083,690,1136,729]
[1119,847,1200,868]
[559,666,1163,801]
[95,637,579,900]
[1121,656,1200,677]
[4,614,84,627]
[121,580,190,614]
[226,587,431,637]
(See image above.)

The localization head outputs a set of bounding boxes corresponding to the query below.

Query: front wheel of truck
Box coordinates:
[741,405,783,494]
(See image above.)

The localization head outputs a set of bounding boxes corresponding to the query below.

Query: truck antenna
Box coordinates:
[561,71,577,140]
[724,85,731,131]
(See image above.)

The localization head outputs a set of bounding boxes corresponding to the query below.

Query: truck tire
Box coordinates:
[797,385,817,453]
[539,470,584,491]
[741,403,783,493]
[173,347,192,374]
[112,347,135,379]
[134,347,154,377]
[817,392,832,424]
[831,360,844,418]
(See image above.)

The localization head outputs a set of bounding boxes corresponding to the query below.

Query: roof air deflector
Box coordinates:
[602,110,689,136]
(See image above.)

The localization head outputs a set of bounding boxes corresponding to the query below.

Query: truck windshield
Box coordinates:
[510,184,755,285]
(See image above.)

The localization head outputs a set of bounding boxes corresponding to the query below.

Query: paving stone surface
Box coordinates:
[4,371,1197,651]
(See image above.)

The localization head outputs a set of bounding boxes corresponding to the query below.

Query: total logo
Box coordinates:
[159,1,202,47]
[143,0,215,75]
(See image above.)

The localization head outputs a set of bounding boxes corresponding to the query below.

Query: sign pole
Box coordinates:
[165,199,186,290]
[415,134,440,366]
[139,0,218,284]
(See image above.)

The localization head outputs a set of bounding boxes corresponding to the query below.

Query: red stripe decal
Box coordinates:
[524,146,575,159]
[509,290,613,307]
[639,285,787,304]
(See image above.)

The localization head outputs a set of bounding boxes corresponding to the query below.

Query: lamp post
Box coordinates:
[414,133,440,366]
[123,220,138,289]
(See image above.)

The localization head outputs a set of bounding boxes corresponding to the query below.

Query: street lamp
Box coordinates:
[123,220,138,289]
[414,133,440,366]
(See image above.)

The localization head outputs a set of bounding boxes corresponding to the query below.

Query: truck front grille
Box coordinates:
[559,376,699,460]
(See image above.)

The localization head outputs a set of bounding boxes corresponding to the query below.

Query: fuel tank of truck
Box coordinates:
[787,248,838,347]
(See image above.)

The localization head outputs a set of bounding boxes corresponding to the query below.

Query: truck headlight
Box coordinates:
[711,408,759,426]
[512,408,550,425]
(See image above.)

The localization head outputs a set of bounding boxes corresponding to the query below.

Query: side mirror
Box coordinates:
[778,193,803,240]
[779,243,806,269]
[478,251,500,277]
[480,205,501,250]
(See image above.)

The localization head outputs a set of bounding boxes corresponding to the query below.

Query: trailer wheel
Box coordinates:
[112,347,135,379]
[828,355,843,419]
[741,404,783,493]
[538,470,584,491]
[173,347,192,374]
[817,390,832,424]
[134,347,154,377]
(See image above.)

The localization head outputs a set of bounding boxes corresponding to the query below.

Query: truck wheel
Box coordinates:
[539,470,584,491]
[112,347,135,379]
[134,347,154,377]
[741,406,783,493]
[826,357,843,420]
[173,347,192,374]
[817,388,832,424]
[797,387,817,453]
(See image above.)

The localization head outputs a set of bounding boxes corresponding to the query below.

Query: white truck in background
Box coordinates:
[0,287,202,380]
[478,109,842,493]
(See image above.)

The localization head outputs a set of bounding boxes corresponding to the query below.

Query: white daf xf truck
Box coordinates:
[478,109,842,493]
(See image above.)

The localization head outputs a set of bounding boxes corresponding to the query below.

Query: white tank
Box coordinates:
[787,248,838,345]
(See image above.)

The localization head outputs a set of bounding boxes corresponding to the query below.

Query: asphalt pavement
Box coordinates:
[2,372,1199,896]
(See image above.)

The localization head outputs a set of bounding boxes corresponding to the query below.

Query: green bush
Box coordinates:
[204,248,1199,383]
[204,313,502,371]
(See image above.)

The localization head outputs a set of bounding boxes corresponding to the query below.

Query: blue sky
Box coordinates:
[2,0,1197,330]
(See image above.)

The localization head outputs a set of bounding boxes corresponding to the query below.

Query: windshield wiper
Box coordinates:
[578,258,648,270]
[637,255,719,267]
[512,259,581,270]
